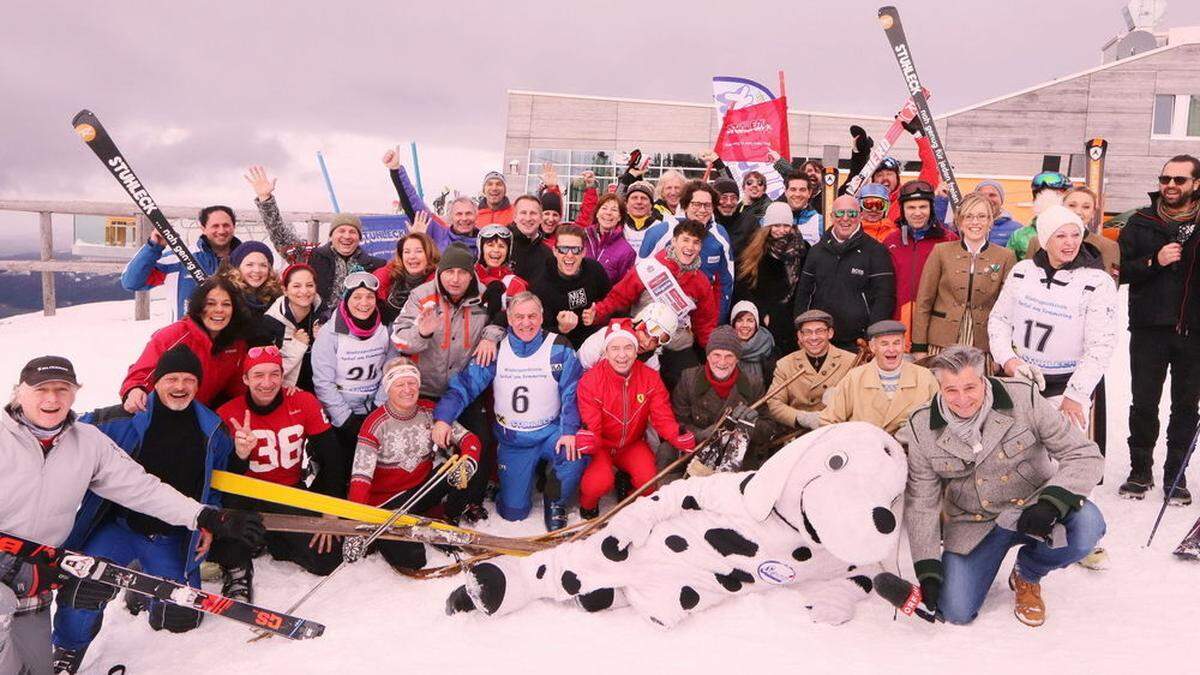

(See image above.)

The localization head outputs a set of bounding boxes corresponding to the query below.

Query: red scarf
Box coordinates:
[705,363,739,399]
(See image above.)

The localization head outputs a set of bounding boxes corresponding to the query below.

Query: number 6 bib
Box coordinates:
[493,333,561,432]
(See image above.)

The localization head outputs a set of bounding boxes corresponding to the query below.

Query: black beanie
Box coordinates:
[539,191,563,215]
[153,344,203,383]
[438,243,476,274]
[712,178,739,198]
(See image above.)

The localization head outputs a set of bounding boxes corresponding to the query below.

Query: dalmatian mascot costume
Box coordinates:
[447,422,907,627]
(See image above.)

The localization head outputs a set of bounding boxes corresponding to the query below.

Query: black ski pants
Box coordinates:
[1127,328,1200,484]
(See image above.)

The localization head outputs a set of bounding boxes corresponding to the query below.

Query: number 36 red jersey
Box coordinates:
[217,391,331,487]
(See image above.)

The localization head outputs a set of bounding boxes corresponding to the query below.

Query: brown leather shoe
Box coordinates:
[1008,569,1045,627]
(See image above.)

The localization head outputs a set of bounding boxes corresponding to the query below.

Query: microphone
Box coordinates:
[873,572,940,623]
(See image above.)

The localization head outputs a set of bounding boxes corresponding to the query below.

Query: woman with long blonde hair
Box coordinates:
[733,202,808,354]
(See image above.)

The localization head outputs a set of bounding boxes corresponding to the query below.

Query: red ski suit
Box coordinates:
[576,359,694,509]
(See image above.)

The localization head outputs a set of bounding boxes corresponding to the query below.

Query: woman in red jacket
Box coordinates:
[575,320,696,518]
[120,277,250,413]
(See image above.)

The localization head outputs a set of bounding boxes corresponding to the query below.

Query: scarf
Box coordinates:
[15,408,65,441]
[937,380,994,452]
[1158,197,1200,243]
[338,301,381,338]
[739,327,775,364]
[705,363,740,399]
[666,243,701,273]
[767,231,805,291]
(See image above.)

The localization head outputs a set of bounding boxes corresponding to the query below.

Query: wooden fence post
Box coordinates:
[39,212,55,317]
[307,218,320,245]
[134,214,150,320]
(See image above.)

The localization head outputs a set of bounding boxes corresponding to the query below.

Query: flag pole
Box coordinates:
[316,151,341,213]
[410,142,425,200]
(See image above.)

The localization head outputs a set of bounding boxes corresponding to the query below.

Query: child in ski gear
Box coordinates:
[446,423,907,629]
[120,205,241,321]
[904,346,1105,627]
[432,293,585,531]
[345,358,482,571]
[576,320,696,518]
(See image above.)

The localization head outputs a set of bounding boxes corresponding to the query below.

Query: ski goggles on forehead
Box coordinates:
[860,197,887,211]
[246,345,281,359]
[343,271,380,292]
[1032,172,1071,190]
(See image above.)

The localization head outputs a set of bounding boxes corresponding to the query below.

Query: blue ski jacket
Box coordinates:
[121,234,240,320]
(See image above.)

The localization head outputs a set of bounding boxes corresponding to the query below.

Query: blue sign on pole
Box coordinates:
[359,214,410,259]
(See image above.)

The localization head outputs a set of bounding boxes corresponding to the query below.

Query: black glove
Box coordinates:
[728,402,759,430]
[197,508,265,549]
[900,114,923,137]
[1015,500,1060,539]
[626,148,642,170]
[919,576,941,613]
[849,125,873,153]
[58,576,118,611]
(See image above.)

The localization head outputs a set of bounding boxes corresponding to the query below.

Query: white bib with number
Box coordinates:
[493,333,560,431]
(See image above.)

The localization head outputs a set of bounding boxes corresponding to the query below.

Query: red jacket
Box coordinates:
[883,223,957,330]
[576,359,693,453]
[121,318,246,407]
[592,249,719,348]
[477,200,514,227]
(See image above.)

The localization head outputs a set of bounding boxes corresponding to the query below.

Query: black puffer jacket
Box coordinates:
[793,228,895,349]
[1118,192,1200,333]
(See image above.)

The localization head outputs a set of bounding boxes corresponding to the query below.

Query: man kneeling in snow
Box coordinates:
[904,345,1105,627]
[446,422,907,628]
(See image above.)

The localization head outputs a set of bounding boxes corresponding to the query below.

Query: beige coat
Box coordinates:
[904,378,1103,569]
[1027,231,1120,281]
[819,361,939,434]
[765,346,856,427]
[911,241,1015,353]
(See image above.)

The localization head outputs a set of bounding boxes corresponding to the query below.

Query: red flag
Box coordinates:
[713,97,790,163]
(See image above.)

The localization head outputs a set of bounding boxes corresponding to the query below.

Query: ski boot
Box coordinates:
[1118,473,1153,499]
[221,562,254,604]
[1167,485,1192,507]
[52,645,85,674]
[614,471,633,500]
[543,496,567,531]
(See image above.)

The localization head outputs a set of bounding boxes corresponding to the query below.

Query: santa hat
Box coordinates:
[602,318,638,349]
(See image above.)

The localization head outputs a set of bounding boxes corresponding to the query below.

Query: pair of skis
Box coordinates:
[0,531,323,640]
[841,90,926,198]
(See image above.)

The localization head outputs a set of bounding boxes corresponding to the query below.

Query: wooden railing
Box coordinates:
[0,199,339,320]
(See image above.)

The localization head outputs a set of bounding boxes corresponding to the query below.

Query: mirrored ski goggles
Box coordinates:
[1032,172,1071,190]
[343,271,380,293]
[1159,175,1193,186]
[860,197,888,211]
[247,345,282,359]
[635,320,672,346]
[832,208,861,219]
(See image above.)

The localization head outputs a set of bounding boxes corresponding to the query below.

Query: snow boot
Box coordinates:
[614,471,633,500]
[221,562,254,604]
[52,645,85,674]
[579,505,600,520]
[1168,486,1192,506]
[1008,569,1045,627]
[1118,473,1153,499]
[544,496,567,532]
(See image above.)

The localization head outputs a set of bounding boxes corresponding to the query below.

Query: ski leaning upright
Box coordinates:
[0,530,324,640]
[877,6,962,209]
[1084,138,1109,233]
[70,109,207,283]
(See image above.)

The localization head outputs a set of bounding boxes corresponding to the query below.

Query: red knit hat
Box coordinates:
[243,345,283,375]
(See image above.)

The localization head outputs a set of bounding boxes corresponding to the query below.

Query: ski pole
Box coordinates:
[1146,421,1200,547]
[250,455,465,641]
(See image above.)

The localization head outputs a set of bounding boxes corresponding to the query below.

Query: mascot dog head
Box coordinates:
[740,422,907,565]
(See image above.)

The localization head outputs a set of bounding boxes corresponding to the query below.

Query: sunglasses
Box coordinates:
[1159,175,1193,186]
[744,179,765,187]
[832,209,860,218]
[555,245,583,255]
[247,345,281,358]
[860,197,887,211]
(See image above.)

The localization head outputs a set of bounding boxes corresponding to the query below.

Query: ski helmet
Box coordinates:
[476,224,512,265]
[1030,171,1071,195]
[858,183,890,207]
[898,180,935,205]
[633,301,678,346]
[872,157,901,179]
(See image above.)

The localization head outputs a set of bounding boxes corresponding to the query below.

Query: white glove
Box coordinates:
[795,410,822,430]
[1012,362,1046,392]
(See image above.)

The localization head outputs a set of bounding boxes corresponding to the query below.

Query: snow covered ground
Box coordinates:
[0,288,1195,675]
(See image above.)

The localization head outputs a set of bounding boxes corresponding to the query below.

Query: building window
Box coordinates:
[526,149,709,221]
[1152,94,1200,138]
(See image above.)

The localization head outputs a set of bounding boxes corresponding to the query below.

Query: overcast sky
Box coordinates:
[3,0,1198,253]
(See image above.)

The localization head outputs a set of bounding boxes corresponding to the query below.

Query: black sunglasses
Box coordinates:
[1159,175,1193,186]
[555,245,583,255]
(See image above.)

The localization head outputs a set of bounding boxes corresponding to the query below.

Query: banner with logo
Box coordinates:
[714,97,790,163]
[359,214,410,259]
[711,76,787,199]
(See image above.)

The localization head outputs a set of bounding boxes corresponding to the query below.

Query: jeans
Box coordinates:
[939,501,1106,625]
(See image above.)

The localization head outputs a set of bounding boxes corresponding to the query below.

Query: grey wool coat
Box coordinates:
[903,377,1103,582]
